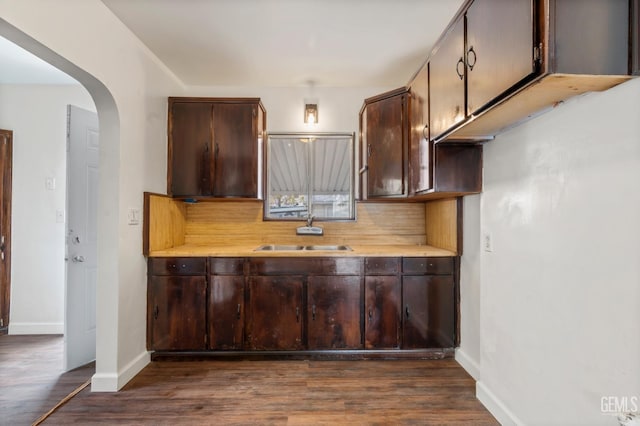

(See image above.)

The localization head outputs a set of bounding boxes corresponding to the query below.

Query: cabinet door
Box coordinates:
[247,276,303,350]
[364,94,407,198]
[365,276,401,349]
[169,102,213,196]
[148,276,207,350]
[466,0,535,115]
[307,276,362,350]
[209,276,244,350]
[212,103,259,198]
[409,64,433,194]
[402,275,455,349]
[429,16,465,140]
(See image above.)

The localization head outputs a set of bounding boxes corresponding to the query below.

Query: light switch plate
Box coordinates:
[483,232,493,252]
[127,208,141,225]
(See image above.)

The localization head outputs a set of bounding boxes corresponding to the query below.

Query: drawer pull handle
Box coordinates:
[296,307,300,323]
[405,305,410,320]
[467,46,477,71]
[154,305,159,320]
[237,304,241,320]
[456,57,465,80]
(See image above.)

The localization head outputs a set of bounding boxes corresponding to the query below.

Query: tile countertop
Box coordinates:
[148,244,457,258]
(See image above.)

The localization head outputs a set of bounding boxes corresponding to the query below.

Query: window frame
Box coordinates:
[263,132,356,222]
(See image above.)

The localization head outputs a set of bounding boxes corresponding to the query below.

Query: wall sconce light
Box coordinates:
[304,103,318,124]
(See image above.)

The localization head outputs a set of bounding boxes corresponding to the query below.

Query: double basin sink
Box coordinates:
[255,244,352,251]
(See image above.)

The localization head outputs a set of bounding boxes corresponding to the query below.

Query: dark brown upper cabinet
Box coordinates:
[465,0,535,117]
[359,88,409,200]
[431,0,634,142]
[168,97,265,199]
[428,15,466,141]
[408,64,432,195]
[429,0,535,141]
[363,80,483,200]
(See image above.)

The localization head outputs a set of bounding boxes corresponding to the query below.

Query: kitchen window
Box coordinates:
[264,132,355,220]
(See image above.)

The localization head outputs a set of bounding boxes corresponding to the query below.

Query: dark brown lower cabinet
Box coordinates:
[247,276,304,350]
[403,275,455,349]
[364,276,401,349]
[147,255,456,355]
[307,276,362,349]
[148,276,207,350]
[208,276,244,350]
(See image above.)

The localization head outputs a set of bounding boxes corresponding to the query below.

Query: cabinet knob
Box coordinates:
[368,308,373,321]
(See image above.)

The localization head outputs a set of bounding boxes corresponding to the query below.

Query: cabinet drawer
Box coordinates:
[209,257,245,275]
[250,257,361,276]
[149,257,207,276]
[364,257,400,275]
[402,257,454,275]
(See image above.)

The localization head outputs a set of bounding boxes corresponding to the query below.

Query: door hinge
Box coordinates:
[533,43,543,64]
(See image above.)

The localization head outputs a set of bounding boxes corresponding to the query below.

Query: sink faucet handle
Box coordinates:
[306,214,314,227]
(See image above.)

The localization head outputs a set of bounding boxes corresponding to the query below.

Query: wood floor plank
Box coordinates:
[1,336,497,425]
[0,335,94,426]
[46,359,497,425]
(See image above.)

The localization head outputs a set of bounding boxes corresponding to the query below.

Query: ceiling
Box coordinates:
[100,0,464,88]
[0,1,464,87]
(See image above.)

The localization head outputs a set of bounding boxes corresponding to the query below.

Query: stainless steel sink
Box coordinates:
[254,244,304,251]
[254,244,352,251]
[303,245,352,251]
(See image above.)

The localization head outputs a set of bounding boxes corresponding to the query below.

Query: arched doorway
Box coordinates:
[0,19,121,390]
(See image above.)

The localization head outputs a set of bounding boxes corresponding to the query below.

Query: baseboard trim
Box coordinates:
[91,350,150,392]
[8,322,63,335]
[455,347,480,380]
[476,381,525,426]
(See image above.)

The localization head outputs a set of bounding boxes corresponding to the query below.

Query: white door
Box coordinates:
[65,105,99,371]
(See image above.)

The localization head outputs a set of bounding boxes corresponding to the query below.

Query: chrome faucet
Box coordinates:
[297,213,323,235]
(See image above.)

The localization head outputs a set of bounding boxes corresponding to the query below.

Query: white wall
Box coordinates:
[456,193,482,380]
[0,0,184,391]
[462,77,640,424]
[0,84,95,335]
[185,85,391,132]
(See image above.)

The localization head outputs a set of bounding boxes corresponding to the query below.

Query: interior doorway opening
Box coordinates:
[0,20,121,391]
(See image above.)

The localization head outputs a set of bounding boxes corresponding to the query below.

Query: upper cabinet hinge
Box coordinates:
[533,43,543,64]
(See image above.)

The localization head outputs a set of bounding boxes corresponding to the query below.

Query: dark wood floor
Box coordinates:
[0,335,94,426]
[1,335,497,425]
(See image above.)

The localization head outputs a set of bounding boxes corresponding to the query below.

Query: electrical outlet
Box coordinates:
[483,232,493,252]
